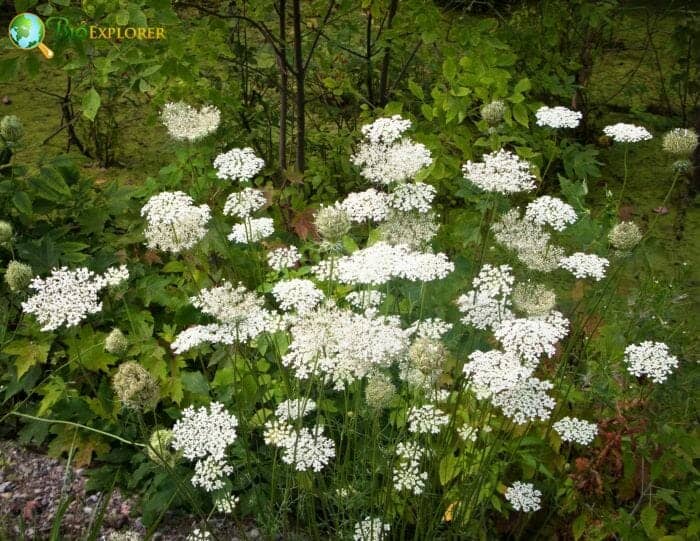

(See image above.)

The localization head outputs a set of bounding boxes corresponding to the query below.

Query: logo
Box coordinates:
[46,17,165,41]
[8,12,54,59]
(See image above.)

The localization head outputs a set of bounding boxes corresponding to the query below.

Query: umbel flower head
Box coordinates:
[603,123,652,143]
[480,100,506,127]
[160,102,220,142]
[524,195,577,232]
[353,517,390,541]
[505,481,542,512]
[662,128,697,156]
[512,281,556,317]
[0,220,12,245]
[377,210,439,249]
[364,372,396,410]
[623,341,678,383]
[463,149,536,194]
[141,191,211,253]
[535,106,582,129]
[0,115,24,143]
[4,260,32,292]
[112,361,159,411]
[214,147,265,182]
[608,221,643,251]
[171,401,238,461]
[314,204,351,245]
[105,328,129,355]
[553,416,598,445]
[147,429,181,468]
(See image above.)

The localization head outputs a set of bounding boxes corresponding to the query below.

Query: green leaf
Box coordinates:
[65,327,117,373]
[512,102,529,127]
[115,9,130,25]
[181,371,210,396]
[82,88,101,121]
[443,57,457,82]
[52,0,71,5]
[640,506,657,537]
[421,103,434,121]
[14,0,38,11]
[3,339,51,378]
[438,454,460,485]
[513,77,531,94]
[572,513,586,541]
[408,80,424,100]
[12,191,32,215]
[30,167,73,203]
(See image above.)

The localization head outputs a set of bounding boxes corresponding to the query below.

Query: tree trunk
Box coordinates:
[278,0,288,170]
[292,0,305,172]
[378,0,399,107]
[366,12,374,104]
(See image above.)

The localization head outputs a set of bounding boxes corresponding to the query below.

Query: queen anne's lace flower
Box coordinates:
[608,221,643,251]
[191,456,233,491]
[553,417,598,445]
[263,419,295,446]
[351,116,432,185]
[491,377,556,424]
[662,128,697,156]
[223,188,267,218]
[535,106,582,129]
[456,264,514,331]
[493,311,569,369]
[364,372,396,409]
[387,182,436,213]
[392,459,428,495]
[228,217,275,243]
[463,350,532,399]
[559,253,609,281]
[346,290,385,309]
[214,493,239,514]
[377,210,439,249]
[481,100,506,126]
[353,517,391,541]
[186,529,212,541]
[141,191,211,253]
[214,147,265,181]
[405,318,453,340]
[512,281,556,317]
[172,402,238,461]
[463,149,536,194]
[279,425,335,472]
[271,279,324,314]
[314,242,453,285]
[267,246,301,270]
[623,341,679,383]
[22,266,129,331]
[505,481,542,512]
[525,196,577,231]
[275,399,317,422]
[340,188,390,222]
[161,102,220,142]
[407,405,449,434]
[282,306,408,389]
[603,123,652,143]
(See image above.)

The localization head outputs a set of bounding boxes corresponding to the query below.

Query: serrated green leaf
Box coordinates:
[12,191,32,214]
[640,506,657,537]
[438,453,460,485]
[512,102,529,127]
[408,79,424,100]
[181,371,210,396]
[3,339,51,378]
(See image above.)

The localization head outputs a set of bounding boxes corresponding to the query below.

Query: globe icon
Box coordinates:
[8,12,53,58]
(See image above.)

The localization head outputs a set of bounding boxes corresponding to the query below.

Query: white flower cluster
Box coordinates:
[351,116,432,185]
[340,188,390,222]
[213,147,265,182]
[559,253,609,281]
[275,398,317,422]
[525,196,577,231]
[186,529,212,541]
[282,306,408,389]
[493,311,569,369]
[623,341,678,383]
[505,481,542,512]
[392,458,428,495]
[407,405,449,434]
[457,424,478,442]
[141,191,211,253]
[492,208,564,272]
[272,279,324,314]
[377,210,439,249]
[345,290,385,310]
[462,149,536,194]
[314,242,454,285]
[387,182,436,213]
[535,106,582,129]
[228,217,275,244]
[214,493,239,514]
[491,377,555,424]
[456,264,514,330]
[223,187,266,219]
[603,123,652,143]
[463,350,532,399]
[267,245,301,271]
[353,517,391,541]
[171,402,238,492]
[512,281,556,317]
[264,420,335,472]
[553,416,598,445]
[22,266,129,331]
[171,282,277,353]
[405,318,453,340]
[161,101,220,142]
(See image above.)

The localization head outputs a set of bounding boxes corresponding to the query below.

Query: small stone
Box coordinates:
[83,506,93,514]
[248,528,261,539]
[0,481,14,492]
[653,206,669,214]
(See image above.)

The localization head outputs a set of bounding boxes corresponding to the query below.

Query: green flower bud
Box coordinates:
[4,261,33,292]
[0,221,12,244]
[0,115,23,143]
[608,221,643,251]
[105,328,129,355]
[112,361,159,411]
[364,372,396,410]
[662,128,697,156]
[480,100,506,127]
[146,429,180,468]
[512,281,556,317]
[672,159,691,173]
[315,204,351,246]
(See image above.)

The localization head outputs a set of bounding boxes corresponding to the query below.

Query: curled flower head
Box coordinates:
[147,429,181,468]
[364,372,396,410]
[662,128,697,156]
[4,260,32,292]
[112,361,159,411]
[480,100,506,127]
[0,115,24,143]
[0,220,12,244]
[161,102,220,142]
[105,328,129,355]
[314,204,351,245]
[608,221,643,251]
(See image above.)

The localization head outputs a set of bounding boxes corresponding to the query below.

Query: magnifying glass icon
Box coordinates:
[8,13,54,59]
